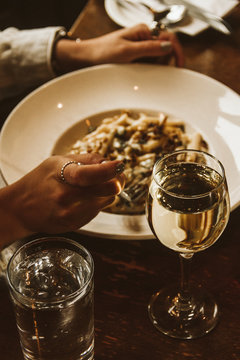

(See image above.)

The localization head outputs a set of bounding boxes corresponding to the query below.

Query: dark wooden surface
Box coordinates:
[0,1,240,359]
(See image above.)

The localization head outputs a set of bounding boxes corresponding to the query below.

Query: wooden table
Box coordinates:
[0,1,240,359]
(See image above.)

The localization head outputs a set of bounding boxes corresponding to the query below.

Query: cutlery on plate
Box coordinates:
[116,0,170,22]
[161,0,232,34]
[119,184,148,204]
[150,4,187,34]
[116,0,187,34]
[119,175,150,204]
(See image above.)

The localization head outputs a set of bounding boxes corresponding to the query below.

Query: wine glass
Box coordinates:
[146,149,230,339]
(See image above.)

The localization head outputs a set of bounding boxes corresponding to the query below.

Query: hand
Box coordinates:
[54,24,184,73]
[1,153,125,246]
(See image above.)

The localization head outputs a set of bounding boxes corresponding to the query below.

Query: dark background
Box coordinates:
[0,0,88,30]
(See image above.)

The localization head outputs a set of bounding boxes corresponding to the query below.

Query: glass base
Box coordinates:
[22,341,94,360]
[148,284,219,339]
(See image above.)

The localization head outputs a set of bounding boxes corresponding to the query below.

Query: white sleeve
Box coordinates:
[0,26,65,100]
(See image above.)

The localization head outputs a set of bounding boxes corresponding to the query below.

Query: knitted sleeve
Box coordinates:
[0,26,64,100]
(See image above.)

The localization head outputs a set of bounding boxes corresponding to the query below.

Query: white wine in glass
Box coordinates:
[146,150,230,339]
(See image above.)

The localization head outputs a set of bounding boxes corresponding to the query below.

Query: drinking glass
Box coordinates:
[7,237,94,360]
[146,149,230,339]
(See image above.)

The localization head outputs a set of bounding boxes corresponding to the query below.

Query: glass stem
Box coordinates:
[178,252,194,307]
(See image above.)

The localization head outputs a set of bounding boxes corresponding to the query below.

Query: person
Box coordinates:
[0,23,184,249]
[0,24,184,100]
[0,153,125,250]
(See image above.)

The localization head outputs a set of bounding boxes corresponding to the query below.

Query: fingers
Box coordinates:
[59,156,125,187]
[88,173,125,197]
[63,173,125,203]
[120,24,184,67]
[158,31,185,67]
[121,23,153,41]
[129,38,174,59]
[70,195,116,214]
[50,195,116,232]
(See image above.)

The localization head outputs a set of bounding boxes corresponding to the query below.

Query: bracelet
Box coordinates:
[51,29,68,75]
[51,29,81,75]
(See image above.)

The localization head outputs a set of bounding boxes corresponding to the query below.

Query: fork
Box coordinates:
[119,169,152,204]
[119,182,148,204]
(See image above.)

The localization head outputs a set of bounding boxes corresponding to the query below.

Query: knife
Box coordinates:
[161,0,232,35]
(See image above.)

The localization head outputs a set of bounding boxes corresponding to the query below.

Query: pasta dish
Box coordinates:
[67,110,208,214]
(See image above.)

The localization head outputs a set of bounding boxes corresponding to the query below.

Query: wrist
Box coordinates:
[51,29,69,75]
[51,29,82,74]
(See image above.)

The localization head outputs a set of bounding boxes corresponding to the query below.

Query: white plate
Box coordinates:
[104,0,238,36]
[0,64,240,239]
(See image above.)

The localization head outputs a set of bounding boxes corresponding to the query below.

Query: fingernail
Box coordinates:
[115,162,125,174]
[160,41,172,50]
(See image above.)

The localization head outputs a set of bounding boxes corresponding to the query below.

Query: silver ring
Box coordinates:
[60,160,82,184]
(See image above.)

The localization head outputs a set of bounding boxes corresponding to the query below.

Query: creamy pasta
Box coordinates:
[67,110,208,214]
